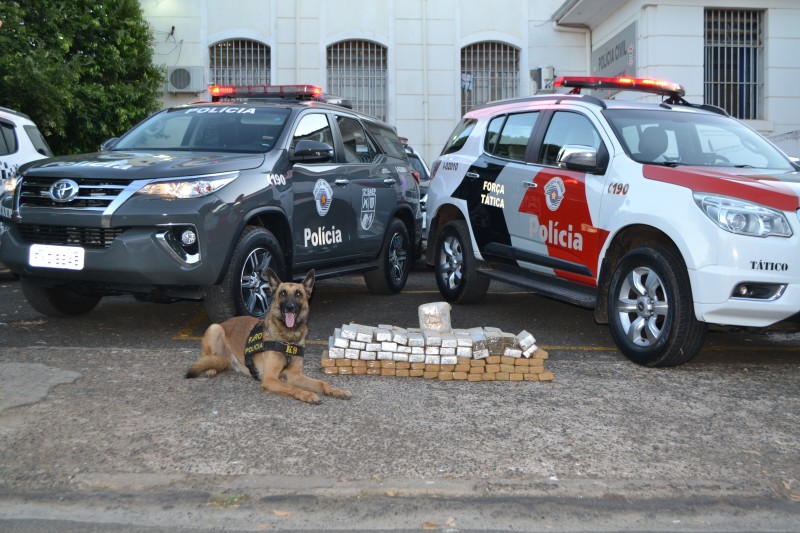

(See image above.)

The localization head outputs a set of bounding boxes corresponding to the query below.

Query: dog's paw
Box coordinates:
[329,388,352,400]
[297,391,322,404]
[203,369,219,378]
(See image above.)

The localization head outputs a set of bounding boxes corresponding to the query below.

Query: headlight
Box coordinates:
[694,193,793,237]
[3,176,18,194]
[138,171,238,199]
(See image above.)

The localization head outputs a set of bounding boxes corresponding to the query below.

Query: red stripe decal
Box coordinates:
[642,165,799,211]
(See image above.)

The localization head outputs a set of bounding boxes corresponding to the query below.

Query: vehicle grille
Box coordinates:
[17,224,125,248]
[19,176,135,209]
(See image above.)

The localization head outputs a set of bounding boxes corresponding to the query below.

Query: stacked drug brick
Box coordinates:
[320,302,553,382]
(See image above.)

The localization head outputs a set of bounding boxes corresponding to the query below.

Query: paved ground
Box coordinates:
[0,268,799,531]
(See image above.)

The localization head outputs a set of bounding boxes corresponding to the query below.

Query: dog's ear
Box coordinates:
[267,269,282,294]
[302,269,315,297]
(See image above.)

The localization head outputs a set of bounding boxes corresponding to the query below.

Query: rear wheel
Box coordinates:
[607,245,706,367]
[433,219,489,304]
[364,218,411,294]
[21,279,101,317]
[204,226,286,323]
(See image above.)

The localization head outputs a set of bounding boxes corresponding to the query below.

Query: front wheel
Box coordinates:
[364,218,412,294]
[607,245,706,367]
[204,226,286,323]
[21,279,101,317]
[433,219,489,304]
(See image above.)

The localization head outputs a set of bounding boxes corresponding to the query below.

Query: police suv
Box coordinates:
[425,76,800,367]
[0,85,422,323]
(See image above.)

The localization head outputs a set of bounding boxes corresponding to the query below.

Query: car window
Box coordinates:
[407,153,429,180]
[604,109,794,169]
[0,121,17,156]
[365,121,406,160]
[23,125,53,157]
[291,113,334,150]
[539,111,602,166]
[116,107,291,152]
[486,112,539,161]
[336,115,379,163]
[442,118,477,155]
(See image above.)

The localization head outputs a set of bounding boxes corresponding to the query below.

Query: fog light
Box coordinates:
[181,229,197,246]
[732,282,786,300]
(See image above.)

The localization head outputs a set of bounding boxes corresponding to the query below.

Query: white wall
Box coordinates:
[140,0,800,163]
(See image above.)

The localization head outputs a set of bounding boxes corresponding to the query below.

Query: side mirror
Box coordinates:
[557,144,607,174]
[100,137,119,151]
[291,140,334,163]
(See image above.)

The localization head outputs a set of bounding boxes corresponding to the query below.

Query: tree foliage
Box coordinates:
[0,0,164,155]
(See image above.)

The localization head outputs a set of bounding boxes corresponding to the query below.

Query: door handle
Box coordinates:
[466,171,480,179]
[334,179,349,186]
[383,178,396,185]
[523,181,537,188]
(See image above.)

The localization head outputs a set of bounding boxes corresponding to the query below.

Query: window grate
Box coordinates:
[327,40,387,121]
[461,41,520,115]
[704,9,764,120]
[210,39,271,86]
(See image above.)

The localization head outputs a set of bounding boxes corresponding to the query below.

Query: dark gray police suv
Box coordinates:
[0,85,422,322]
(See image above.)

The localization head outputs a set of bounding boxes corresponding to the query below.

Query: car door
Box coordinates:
[516,110,608,284]
[454,111,541,260]
[332,114,397,257]
[289,112,355,266]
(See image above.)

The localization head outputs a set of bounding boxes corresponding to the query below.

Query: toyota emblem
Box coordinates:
[49,179,80,203]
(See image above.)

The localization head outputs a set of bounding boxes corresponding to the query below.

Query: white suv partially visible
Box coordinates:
[0,107,53,194]
[425,76,800,367]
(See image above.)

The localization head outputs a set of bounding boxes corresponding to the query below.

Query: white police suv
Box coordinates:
[1,107,53,193]
[425,76,800,367]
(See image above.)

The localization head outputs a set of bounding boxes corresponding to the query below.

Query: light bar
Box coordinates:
[554,76,685,98]
[209,84,325,101]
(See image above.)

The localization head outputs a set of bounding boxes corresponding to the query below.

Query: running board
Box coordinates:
[292,262,378,283]
[478,264,597,308]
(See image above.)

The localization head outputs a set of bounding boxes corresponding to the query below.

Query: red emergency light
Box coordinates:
[554,76,685,100]
[209,84,326,102]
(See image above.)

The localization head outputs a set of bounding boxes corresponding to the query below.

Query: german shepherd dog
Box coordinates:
[186,269,351,404]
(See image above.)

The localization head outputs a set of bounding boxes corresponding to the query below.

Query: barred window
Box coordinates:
[461,41,520,115]
[704,9,764,120]
[209,39,271,86]
[327,40,387,121]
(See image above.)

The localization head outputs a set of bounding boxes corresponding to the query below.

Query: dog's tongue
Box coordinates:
[284,312,297,329]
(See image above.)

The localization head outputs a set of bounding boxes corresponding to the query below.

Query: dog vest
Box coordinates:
[243,322,304,381]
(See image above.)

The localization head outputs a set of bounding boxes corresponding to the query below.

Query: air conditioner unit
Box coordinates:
[166,66,205,93]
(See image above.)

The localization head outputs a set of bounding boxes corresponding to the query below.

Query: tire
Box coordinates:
[204,226,286,323]
[607,245,707,367]
[433,219,489,304]
[20,278,101,317]
[364,218,412,294]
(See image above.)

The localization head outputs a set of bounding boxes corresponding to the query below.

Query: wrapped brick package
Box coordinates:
[321,302,552,382]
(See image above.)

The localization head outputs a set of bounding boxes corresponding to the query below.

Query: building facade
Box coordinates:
[141,0,800,162]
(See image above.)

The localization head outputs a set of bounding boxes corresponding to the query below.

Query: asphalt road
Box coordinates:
[0,266,799,532]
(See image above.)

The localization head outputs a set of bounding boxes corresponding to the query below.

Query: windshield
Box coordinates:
[604,109,794,170]
[113,106,291,153]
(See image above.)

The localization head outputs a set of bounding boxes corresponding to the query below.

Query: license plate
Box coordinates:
[29,244,85,270]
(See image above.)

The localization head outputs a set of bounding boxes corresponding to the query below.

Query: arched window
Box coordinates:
[327,40,387,121]
[209,39,271,86]
[461,41,520,115]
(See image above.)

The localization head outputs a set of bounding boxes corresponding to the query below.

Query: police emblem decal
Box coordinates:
[313,179,333,217]
[360,187,376,230]
[544,177,566,211]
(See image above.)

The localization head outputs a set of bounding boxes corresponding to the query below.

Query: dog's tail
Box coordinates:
[185,355,232,379]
